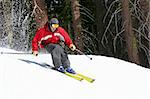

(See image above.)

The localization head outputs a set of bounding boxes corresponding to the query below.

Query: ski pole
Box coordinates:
[75,49,92,60]
[0,52,32,55]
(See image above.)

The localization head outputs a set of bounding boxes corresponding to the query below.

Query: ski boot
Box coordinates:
[65,67,76,74]
[57,66,65,73]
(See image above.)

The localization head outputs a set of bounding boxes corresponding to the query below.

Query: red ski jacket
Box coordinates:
[32,23,73,51]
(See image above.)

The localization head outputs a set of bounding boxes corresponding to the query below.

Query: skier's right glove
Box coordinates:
[32,51,38,56]
[69,44,76,51]
[59,41,65,48]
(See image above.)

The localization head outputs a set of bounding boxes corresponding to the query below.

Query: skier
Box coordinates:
[32,18,76,74]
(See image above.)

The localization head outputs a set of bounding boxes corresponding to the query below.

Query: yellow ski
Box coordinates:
[76,73,95,83]
[42,63,94,82]
[64,72,83,81]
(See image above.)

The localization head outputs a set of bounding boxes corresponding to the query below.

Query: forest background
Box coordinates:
[0,0,149,68]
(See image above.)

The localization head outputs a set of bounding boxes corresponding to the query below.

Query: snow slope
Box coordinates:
[0,47,150,99]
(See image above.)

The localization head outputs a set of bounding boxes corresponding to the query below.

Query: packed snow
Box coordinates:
[0,47,150,99]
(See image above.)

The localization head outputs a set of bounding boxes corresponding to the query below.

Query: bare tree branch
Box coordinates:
[132,28,150,42]
[31,0,43,16]
[102,8,121,47]
[103,0,119,23]
[113,29,125,52]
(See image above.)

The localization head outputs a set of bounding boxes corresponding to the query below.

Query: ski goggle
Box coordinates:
[51,24,59,28]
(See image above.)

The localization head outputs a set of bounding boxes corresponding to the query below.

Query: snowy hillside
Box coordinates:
[0,47,150,99]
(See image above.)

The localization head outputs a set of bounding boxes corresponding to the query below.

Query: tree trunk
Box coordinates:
[32,0,48,29]
[121,0,140,64]
[70,0,84,51]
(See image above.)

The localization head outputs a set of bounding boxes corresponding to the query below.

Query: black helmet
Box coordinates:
[49,18,59,25]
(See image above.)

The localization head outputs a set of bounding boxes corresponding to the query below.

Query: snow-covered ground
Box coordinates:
[0,47,150,99]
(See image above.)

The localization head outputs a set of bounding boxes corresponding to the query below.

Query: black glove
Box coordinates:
[32,51,38,56]
[57,34,65,48]
[59,41,65,48]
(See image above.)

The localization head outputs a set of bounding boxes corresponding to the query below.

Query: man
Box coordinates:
[32,18,76,74]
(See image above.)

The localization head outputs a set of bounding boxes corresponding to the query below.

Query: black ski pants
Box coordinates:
[45,44,70,69]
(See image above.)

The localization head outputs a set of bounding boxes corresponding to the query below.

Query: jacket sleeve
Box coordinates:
[59,27,73,47]
[32,30,40,51]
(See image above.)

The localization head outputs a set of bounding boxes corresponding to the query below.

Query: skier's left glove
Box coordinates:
[32,51,38,56]
[69,44,76,51]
